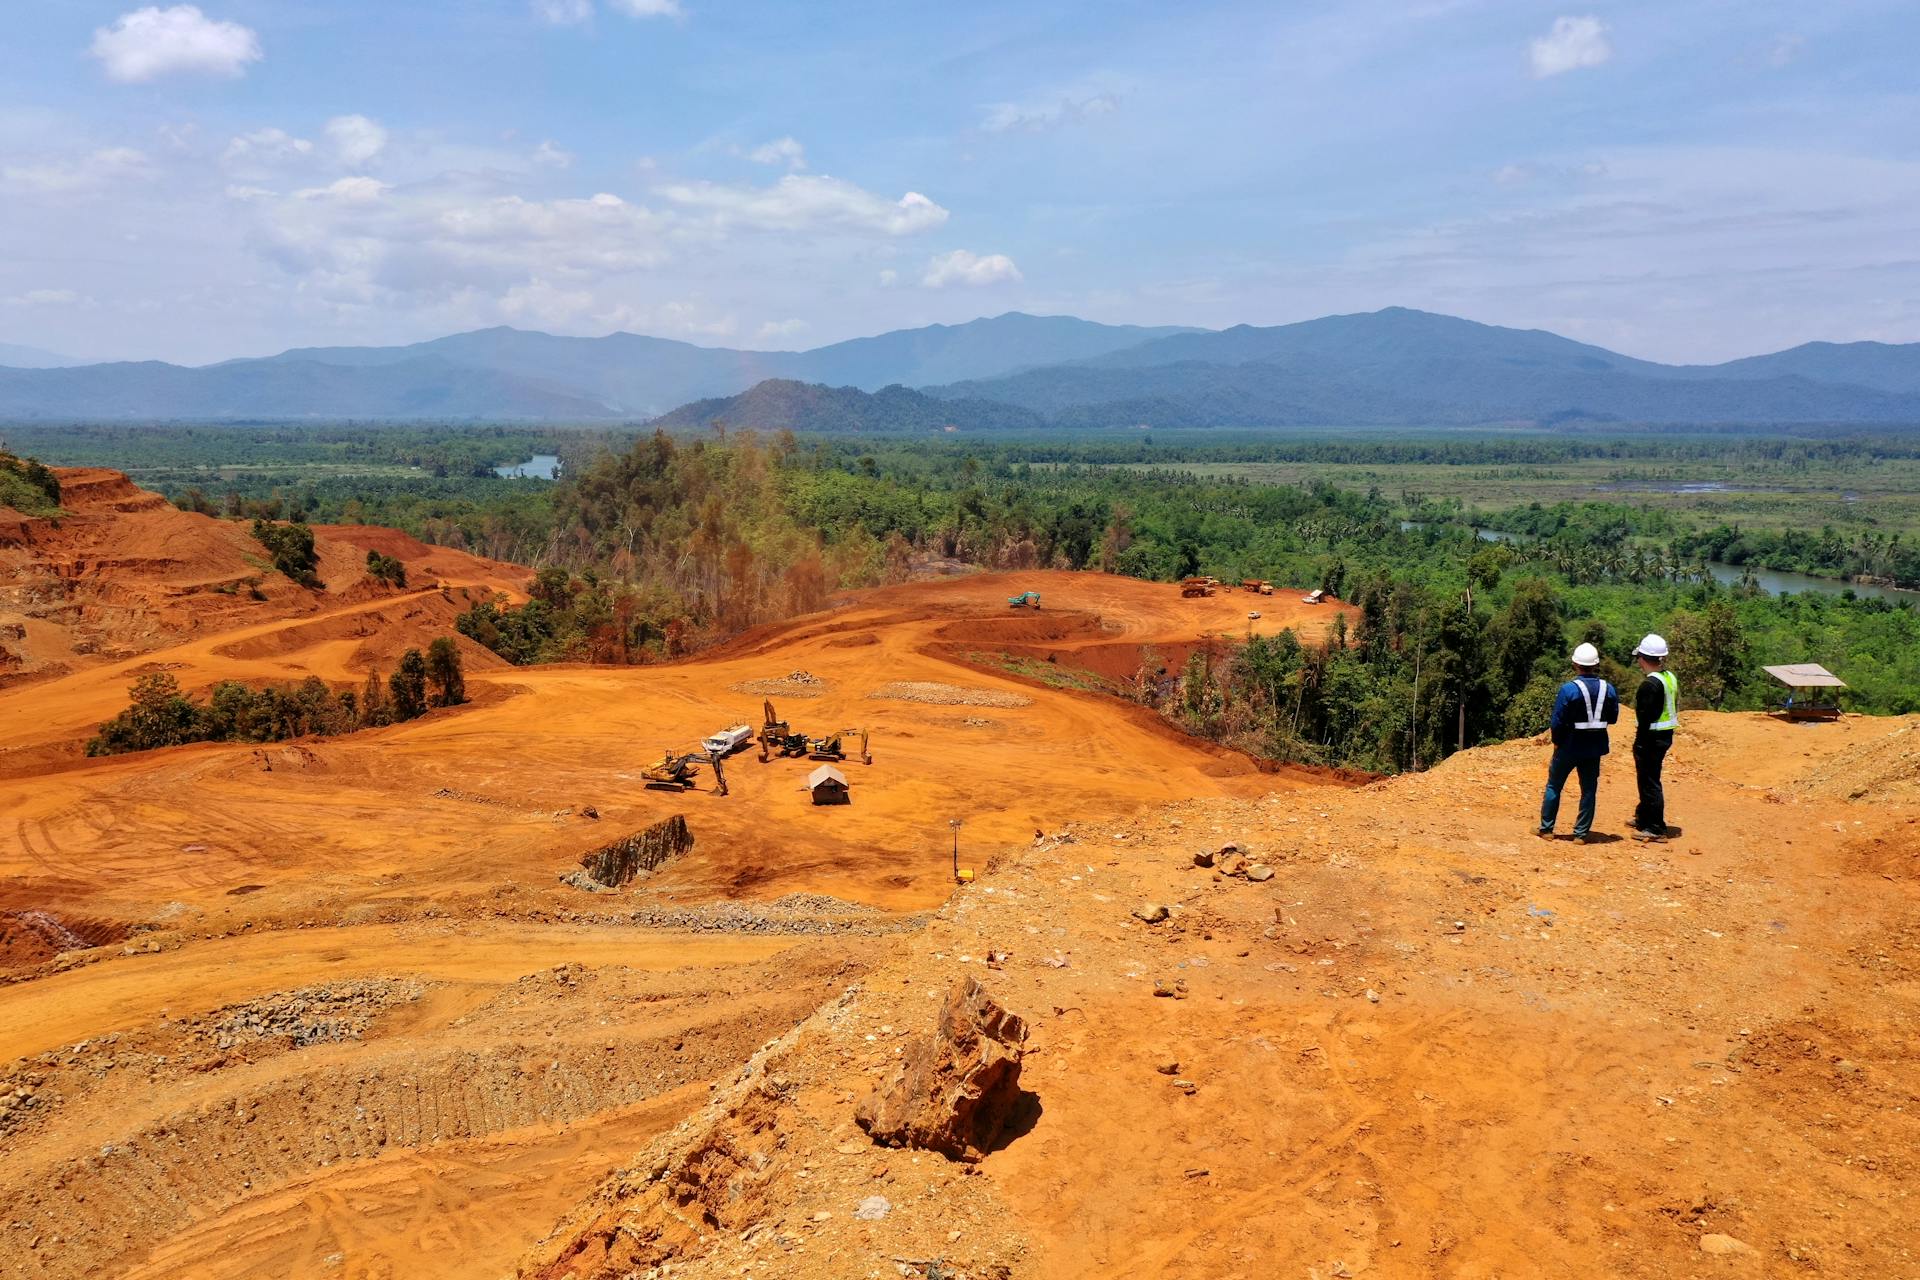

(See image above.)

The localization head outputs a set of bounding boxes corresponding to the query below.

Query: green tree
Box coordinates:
[1669,599,1747,709]
[425,636,466,707]
[388,649,429,721]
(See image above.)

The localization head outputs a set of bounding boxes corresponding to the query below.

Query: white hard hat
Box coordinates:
[1633,633,1669,659]
[1570,642,1601,667]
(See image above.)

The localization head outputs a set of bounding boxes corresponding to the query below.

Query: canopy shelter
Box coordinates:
[1763,663,1847,720]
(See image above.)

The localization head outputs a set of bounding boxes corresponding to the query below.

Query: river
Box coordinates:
[1399,521,1915,603]
[494,454,561,479]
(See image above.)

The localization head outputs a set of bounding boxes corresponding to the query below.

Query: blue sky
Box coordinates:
[3,1,1917,364]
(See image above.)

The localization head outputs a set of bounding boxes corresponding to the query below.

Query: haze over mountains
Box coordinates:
[6,308,1920,428]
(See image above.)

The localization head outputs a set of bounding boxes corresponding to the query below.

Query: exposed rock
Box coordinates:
[854,1195,891,1221]
[1246,864,1275,882]
[1192,849,1215,868]
[578,814,693,888]
[854,977,1029,1162]
[1132,903,1170,924]
[1699,1233,1754,1256]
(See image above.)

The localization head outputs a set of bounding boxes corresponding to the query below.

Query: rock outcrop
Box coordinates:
[855,976,1029,1162]
[577,814,693,888]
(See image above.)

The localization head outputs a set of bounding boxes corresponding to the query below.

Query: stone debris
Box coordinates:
[1132,903,1170,924]
[1246,864,1275,882]
[854,1195,892,1221]
[1192,849,1216,868]
[855,977,1029,1163]
[867,682,1032,708]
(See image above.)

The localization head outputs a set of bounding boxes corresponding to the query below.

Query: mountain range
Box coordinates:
[5,308,1920,428]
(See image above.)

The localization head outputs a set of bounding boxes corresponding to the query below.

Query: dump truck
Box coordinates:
[1241,579,1274,595]
[1007,590,1041,609]
[1180,576,1216,598]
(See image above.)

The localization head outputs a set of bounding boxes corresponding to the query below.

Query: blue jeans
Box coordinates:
[1539,748,1601,838]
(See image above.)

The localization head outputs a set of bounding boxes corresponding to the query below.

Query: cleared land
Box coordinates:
[4,469,1917,1279]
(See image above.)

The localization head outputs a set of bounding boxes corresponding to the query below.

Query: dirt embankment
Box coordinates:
[0,467,527,684]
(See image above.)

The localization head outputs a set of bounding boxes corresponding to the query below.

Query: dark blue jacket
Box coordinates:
[1549,675,1619,758]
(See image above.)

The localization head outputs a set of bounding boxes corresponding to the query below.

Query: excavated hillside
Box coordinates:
[1,508,1913,1279]
[0,466,526,688]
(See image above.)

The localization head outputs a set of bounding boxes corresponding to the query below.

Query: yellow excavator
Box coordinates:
[642,749,729,795]
[808,727,873,765]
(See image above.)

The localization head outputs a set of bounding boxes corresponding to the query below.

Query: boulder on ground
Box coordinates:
[855,977,1029,1162]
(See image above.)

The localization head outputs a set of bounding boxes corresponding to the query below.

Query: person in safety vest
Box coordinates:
[1630,633,1678,841]
[1536,642,1619,842]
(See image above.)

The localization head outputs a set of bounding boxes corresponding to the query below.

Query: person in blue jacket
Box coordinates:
[1536,642,1619,842]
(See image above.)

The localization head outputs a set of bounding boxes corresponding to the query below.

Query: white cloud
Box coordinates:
[89,5,262,83]
[660,174,947,235]
[294,175,391,203]
[745,136,808,170]
[2,289,88,308]
[981,92,1119,134]
[610,0,683,16]
[921,249,1023,288]
[1767,34,1805,69]
[223,127,312,165]
[533,140,575,169]
[533,0,594,24]
[756,317,807,340]
[877,268,899,287]
[325,115,389,168]
[3,147,151,194]
[1530,16,1611,78]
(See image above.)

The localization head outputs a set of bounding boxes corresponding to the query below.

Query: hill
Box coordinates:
[646,379,1045,433]
[0,466,525,692]
[931,307,1920,426]
[0,355,618,421]
[0,343,86,370]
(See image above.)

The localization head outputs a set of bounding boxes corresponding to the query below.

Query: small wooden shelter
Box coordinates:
[1301,588,1327,605]
[1763,663,1846,720]
[807,763,850,805]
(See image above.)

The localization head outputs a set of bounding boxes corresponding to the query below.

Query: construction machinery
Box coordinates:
[643,748,729,795]
[1180,576,1216,598]
[642,751,703,790]
[757,699,810,761]
[1241,579,1274,595]
[807,726,873,765]
[1007,590,1041,609]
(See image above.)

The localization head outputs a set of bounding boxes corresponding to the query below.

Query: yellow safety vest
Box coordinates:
[1650,669,1678,731]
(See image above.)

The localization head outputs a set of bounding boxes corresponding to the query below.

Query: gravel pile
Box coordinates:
[866,681,1032,708]
[732,670,831,698]
[204,979,423,1050]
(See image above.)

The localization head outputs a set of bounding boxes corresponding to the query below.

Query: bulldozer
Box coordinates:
[758,699,811,761]
[807,727,873,765]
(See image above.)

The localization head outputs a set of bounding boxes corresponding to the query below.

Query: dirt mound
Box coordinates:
[730,670,831,697]
[1792,721,1920,802]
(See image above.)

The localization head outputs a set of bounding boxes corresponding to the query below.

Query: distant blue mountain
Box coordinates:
[927,308,1920,427]
[0,342,88,370]
[6,307,1920,425]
